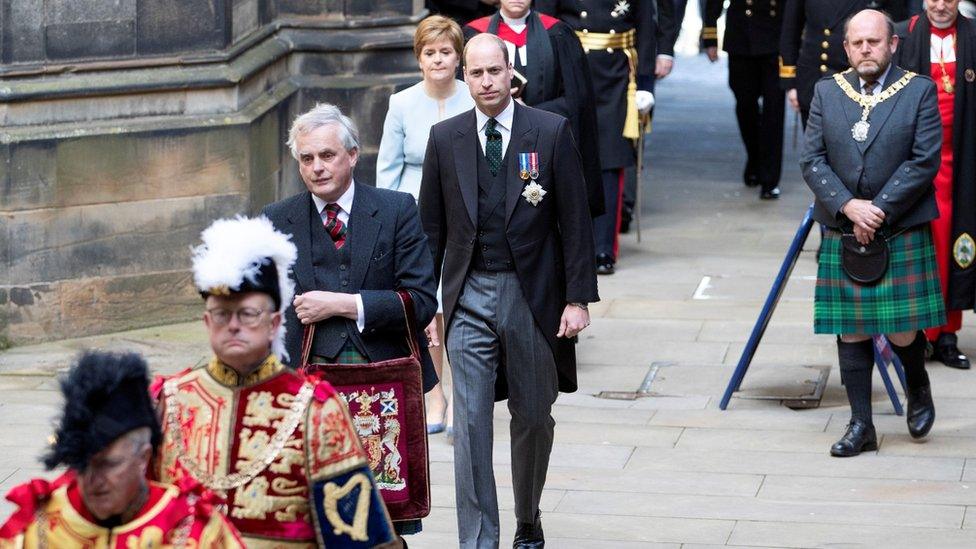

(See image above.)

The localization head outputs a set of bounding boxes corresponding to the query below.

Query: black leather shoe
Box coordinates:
[514,511,544,548]
[760,186,781,200]
[596,253,615,275]
[932,333,970,369]
[743,170,759,187]
[619,205,633,234]
[906,384,935,439]
[830,418,878,457]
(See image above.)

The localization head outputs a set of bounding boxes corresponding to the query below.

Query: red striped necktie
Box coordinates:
[323,203,347,249]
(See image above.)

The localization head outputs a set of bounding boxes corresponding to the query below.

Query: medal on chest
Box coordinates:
[518,152,545,206]
[833,70,917,143]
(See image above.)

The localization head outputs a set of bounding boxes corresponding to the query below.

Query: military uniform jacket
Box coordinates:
[780,0,911,110]
[800,66,941,230]
[153,355,397,548]
[703,0,783,56]
[0,473,243,548]
[536,0,659,169]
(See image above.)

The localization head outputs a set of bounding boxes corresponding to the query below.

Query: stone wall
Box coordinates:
[0,0,425,346]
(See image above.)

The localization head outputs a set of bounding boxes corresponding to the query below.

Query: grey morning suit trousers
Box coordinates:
[447,270,559,549]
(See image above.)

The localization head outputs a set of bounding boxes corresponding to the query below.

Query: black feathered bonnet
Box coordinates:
[43,351,162,471]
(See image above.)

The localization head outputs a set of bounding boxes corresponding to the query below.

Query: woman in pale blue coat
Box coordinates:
[377,15,473,436]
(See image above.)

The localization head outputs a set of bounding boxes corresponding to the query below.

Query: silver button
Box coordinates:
[821,178,827,184]
[812,166,818,172]
[882,193,889,200]
[893,180,900,186]
[904,167,910,172]
[830,191,837,197]
[609,29,616,34]
[581,10,588,18]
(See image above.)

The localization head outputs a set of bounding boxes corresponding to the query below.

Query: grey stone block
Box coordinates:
[44,0,137,24]
[232,0,259,42]
[4,0,46,63]
[45,20,136,60]
[136,0,228,55]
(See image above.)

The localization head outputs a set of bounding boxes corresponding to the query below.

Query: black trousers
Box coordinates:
[729,53,785,191]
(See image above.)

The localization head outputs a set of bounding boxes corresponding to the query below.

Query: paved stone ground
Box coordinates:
[4,54,976,548]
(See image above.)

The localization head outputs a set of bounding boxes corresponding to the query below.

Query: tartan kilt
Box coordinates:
[815,225,946,335]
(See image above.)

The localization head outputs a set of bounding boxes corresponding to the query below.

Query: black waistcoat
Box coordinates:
[307,199,362,359]
[472,144,515,272]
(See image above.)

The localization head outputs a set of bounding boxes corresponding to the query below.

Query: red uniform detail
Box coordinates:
[926,23,964,341]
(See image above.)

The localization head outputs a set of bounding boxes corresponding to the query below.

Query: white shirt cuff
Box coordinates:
[355,294,365,332]
[657,54,674,61]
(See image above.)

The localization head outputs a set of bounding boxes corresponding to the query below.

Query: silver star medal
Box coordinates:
[611,0,631,17]
[522,181,546,206]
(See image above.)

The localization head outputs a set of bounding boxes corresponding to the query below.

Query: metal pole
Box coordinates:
[720,204,816,410]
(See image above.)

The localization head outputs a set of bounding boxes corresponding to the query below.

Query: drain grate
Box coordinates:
[595,362,671,400]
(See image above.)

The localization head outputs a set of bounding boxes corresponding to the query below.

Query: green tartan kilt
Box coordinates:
[814,225,946,335]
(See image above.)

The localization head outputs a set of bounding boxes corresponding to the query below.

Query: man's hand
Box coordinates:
[787,88,800,112]
[655,56,674,78]
[635,90,655,114]
[853,224,876,245]
[293,291,357,325]
[705,46,719,62]
[556,305,590,338]
[841,198,886,234]
[424,318,440,347]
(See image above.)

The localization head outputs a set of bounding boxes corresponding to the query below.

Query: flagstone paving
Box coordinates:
[3,54,976,548]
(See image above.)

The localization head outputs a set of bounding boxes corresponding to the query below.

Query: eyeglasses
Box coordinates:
[206,307,267,327]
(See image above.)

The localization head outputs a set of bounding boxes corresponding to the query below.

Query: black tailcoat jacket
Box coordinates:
[419,103,600,400]
[262,184,439,390]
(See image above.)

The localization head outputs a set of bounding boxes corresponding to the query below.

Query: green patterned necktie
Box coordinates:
[485,117,502,176]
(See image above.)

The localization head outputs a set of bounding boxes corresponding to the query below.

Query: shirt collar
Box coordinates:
[311,180,356,215]
[859,64,893,93]
[475,97,515,134]
[501,10,529,27]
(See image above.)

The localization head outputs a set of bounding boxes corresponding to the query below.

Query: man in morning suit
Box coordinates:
[802,9,943,457]
[419,33,599,548]
[895,0,976,369]
[703,0,786,200]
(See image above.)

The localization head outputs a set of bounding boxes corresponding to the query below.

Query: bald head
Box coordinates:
[843,9,898,82]
[463,33,509,68]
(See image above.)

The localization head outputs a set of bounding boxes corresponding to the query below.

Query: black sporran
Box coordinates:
[840,233,889,285]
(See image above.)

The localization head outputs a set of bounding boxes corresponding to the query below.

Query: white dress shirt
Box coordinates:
[475,97,515,156]
[311,182,365,332]
[931,33,957,63]
[502,12,529,67]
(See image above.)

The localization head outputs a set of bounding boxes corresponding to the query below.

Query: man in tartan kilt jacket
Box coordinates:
[801,8,946,457]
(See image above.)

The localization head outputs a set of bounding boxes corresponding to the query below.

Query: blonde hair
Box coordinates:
[414,15,464,60]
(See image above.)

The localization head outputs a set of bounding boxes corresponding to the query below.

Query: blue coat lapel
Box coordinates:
[347,184,381,291]
[452,111,479,228]
[286,192,316,293]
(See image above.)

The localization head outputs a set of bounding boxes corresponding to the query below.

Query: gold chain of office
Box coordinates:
[833,69,916,142]
[162,378,314,492]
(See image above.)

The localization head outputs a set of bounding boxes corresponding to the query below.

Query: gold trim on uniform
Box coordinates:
[779,57,796,78]
[207,355,283,387]
[701,27,718,39]
[576,29,642,140]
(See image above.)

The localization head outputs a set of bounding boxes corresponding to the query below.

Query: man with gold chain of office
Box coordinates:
[536,0,663,275]
[781,0,913,126]
[894,0,976,369]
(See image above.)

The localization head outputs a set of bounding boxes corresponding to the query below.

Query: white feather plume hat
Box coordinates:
[192,216,297,361]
